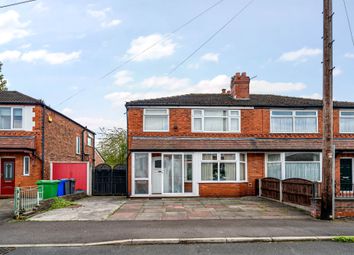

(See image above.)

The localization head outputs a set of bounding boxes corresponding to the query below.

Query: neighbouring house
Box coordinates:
[126,72,354,198]
[0,91,95,197]
[94,148,105,166]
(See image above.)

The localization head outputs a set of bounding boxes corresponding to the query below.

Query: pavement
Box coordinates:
[29,196,125,221]
[0,199,13,222]
[5,242,354,255]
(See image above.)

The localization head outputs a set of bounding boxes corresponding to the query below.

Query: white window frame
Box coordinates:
[23,156,30,176]
[192,109,241,133]
[199,152,247,183]
[87,133,93,147]
[270,109,318,134]
[265,152,322,182]
[339,110,354,134]
[76,136,81,155]
[0,107,23,130]
[143,109,169,132]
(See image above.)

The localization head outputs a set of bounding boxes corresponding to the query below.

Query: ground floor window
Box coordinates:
[201,153,247,182]
[134,153,149,195]
[266,152,321,182]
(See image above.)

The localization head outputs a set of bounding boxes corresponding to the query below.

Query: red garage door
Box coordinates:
[51,162,91,195]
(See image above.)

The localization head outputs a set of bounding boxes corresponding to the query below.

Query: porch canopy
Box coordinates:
[0,136,36,153]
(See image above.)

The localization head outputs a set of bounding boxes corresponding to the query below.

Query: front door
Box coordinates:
[1,159,15,196]
[151,157,162,194]
[340,159,353,191]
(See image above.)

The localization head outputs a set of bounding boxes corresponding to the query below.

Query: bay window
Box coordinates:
[192,109,240,132]
[271,110,317,133]
[143,109,169,132]
[266,152,321,182]
[340,111,354,133]
[0,107,22,130]
[201,153,246,182]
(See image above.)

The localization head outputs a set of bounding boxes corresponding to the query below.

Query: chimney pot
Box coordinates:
[230,71,250,99]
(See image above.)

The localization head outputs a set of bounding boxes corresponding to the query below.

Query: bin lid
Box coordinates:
[60,178,69,181]
[36,180,60,184]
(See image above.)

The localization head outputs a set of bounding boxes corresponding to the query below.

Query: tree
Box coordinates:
[0,62,8,91]
[98,127,127,167]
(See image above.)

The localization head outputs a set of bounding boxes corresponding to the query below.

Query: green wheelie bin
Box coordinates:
[36,180,60,199]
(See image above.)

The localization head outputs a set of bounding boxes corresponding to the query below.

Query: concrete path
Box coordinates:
[29,197,125,221]
[0,199,13,222]
[108,197,309,221]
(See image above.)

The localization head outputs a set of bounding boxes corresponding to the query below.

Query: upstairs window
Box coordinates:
[192,109,240,132]
[340,111,354,133]
[143,109,169,132]
[271,110,317,133]
[87,133,93,147]
[0,107,22,130]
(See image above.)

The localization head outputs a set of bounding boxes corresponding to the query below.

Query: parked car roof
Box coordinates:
[126,93,354,108]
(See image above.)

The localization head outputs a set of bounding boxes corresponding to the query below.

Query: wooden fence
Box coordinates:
[258,178,321,206]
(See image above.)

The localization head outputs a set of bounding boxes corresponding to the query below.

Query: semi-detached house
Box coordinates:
[126,72,354,197]
[0,91,95,197]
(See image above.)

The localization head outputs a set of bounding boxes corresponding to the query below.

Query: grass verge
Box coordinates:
[49,197,76,210]
[333,236,354,243]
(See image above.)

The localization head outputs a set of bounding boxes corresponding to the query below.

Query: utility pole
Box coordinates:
[321,0,334,220]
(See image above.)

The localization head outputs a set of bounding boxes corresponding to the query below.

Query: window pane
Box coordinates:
[173,155,183,193]
[268,154,281,162]
[230,118,239,131]
[272,111,292,116]
[193,118,202,131]
[13,108,22,129]
[271,117,293,132]
[201,163,218,181]
[145,115,168,131]
[202,154,217,160]
[285,162,321,182]
[295,111,316,116]
[240,162,246,181]
[285,152,320,162]
[221,154,236,160]
[341,118,354,133]
[184,155,193,181]
[145,109,167,115]
[240,153,246,162]
[230,110,240,116]
[220,163,236,181]
[204,117,227,131]
[135,153,149,178]
[193,110,203,117]
[135,180,148,194]
[295,117,317,133]
[0,107,11,129]
[204,109,226,117]
[24,157,30,175]
[163,155,172,193]
[267,163,281,179]
[341,111,354,116]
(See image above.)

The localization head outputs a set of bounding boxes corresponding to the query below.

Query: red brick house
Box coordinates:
[126,72,354,198]
[0,91,95,197]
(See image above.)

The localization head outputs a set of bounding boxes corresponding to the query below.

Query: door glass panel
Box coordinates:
[135,180,148,194]
[4,162,14,181]
[173,155,183,193]
[163,155,172,193]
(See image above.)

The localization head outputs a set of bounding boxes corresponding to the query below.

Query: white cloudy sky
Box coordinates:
[0,0,353,131]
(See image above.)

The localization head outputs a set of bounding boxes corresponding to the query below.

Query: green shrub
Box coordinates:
[333,236,354,243]
[49,197,76,210]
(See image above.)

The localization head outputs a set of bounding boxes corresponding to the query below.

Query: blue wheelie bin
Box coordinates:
[57,179,68,196]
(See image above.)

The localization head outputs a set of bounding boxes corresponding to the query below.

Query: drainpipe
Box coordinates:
[81,128,86,161]
[41,104,46,179]
[125,107,129,196]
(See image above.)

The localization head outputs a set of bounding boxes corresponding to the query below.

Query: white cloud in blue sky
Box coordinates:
[1,0,354,131]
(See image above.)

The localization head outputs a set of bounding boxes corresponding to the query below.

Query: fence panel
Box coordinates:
[282,178,315,206]
[260,178,280,200]
[14,186,42,218]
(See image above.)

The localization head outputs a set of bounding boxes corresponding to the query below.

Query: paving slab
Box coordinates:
[0,199,13,222]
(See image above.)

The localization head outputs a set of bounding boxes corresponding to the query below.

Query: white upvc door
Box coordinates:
[151,157,163,194]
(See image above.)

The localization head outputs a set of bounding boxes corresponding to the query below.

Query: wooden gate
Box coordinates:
[92,164,127,196]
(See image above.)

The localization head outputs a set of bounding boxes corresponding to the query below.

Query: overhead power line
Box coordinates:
[342,0,354,48]
[168,0,255,74]
[0,0,36,9]
[99,0,225,80]
[57,0,226,106]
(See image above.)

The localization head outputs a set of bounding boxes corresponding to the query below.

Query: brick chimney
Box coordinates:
[230,72,250,99]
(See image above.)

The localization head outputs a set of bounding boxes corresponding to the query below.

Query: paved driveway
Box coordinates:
[0,199,13,222]
[108,197,309,221]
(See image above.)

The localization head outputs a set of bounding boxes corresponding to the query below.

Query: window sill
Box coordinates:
[199,181,248,184]
[143,130,169,132]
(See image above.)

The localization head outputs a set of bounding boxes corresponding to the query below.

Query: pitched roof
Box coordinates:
[0,91,42,105]
[126,93,354,108]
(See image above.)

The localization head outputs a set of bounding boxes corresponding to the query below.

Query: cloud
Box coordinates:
[101,19,121,28]
[302,93,322,100]
[333,67,343,77]
[279,47,322,62]
[62,108,73,115]
[141,76,190,90]
[0,49,81,64]
[114,70,134,86]
[87,7,121,28]
[250,80,307,94]
[126,34,176,61]
[201,52,219,63]
[0,10,30,45]
[33,2,49,12]
[0,50,22,62]
[344,52,354,59]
